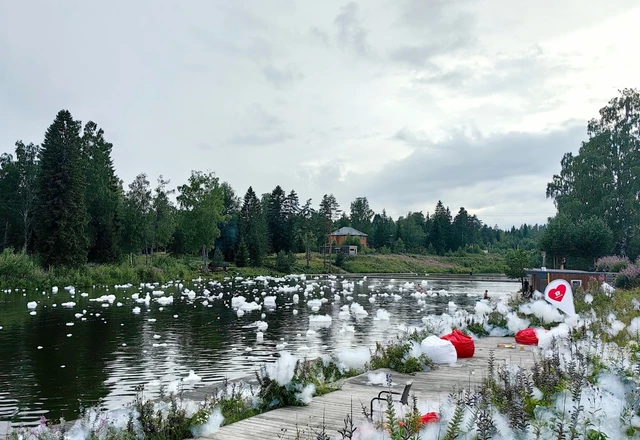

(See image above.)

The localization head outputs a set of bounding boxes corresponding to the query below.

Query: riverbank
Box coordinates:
[0,250,506,289]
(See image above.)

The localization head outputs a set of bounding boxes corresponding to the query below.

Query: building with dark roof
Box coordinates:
[329,226,368,247]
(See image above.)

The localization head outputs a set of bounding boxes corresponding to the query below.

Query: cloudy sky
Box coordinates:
[1,0,638,228]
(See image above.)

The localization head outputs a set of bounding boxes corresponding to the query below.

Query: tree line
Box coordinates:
[0,110,546,269]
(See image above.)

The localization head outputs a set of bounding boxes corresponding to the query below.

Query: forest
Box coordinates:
[0,110,542,271]
[1,89,638,275]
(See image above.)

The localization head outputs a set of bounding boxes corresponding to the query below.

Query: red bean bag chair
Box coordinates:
[515,328,538,345]
[420,412,439,424]
[441,329,475,358]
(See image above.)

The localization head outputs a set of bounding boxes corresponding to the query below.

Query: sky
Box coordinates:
[1,0,638,229]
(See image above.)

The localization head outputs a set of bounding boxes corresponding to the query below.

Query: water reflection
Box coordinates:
[0,276,518,424]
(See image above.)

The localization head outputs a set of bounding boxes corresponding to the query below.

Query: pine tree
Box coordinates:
[35,110,88,267]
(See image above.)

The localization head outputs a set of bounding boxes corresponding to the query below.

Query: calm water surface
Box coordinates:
[0,275,518,425]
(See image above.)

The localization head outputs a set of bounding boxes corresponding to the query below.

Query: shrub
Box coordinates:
[466,321,489,337]
[256,359,313,411]
[275,251,296,273]
[595,255,630,272]
[615,264,640,288]
[369,339,434,374]
[0,249,45,286]
[212,248,224,265]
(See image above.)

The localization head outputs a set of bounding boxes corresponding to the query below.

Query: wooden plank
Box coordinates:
[192,337,537,439]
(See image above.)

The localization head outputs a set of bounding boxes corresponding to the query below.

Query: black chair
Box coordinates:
[370,382,413,420]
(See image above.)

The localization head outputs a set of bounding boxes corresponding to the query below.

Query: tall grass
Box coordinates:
[0,250,202,289]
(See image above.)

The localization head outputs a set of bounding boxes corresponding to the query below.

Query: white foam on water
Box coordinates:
[374,309,390,320]
[265,352,297,386]
[183,370,202,383]
[336,346,370,372]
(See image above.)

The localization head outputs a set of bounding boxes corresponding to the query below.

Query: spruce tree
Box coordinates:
[82,121,120,263]
[35,110,88,267]
[239,187,267,266]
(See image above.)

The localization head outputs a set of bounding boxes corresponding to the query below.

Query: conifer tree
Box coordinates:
[239,186,267,266]
[35,110,88,267]
[82,121,120,263]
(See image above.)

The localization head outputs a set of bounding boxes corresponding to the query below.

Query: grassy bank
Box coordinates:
[0,249,507,289]
[338,252,506,274]
[0,250,203,289]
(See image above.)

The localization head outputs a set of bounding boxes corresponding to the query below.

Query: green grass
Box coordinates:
[339,252,506,274]
[0,250,202,289]
[0,248,507,289]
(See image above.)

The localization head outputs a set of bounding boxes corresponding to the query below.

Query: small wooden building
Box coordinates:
[320,245,359,255]
[329,226,368,247]
[526,268,616,292]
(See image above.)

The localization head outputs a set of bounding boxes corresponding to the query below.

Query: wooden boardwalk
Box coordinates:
[192,337,537,439]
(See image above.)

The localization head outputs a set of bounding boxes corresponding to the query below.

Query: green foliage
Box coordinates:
[151,176,177,252]
[239,187,267,267]
[82,122,120,264]
[0,248,44,285]
[134,393,192,440]
[539,214,614,269]
[177,171,226,265]
[212,247,224,265]
[465,321,489,337]
[0,253,202,289]
[350,197,374,236]
[335,252,346,268]
[120,173,153,256]
[35,110,89,267]
[342,235,362,248]
[235,239,249,268]
[11,141,39,253]
[369,340,434,374]
[547,88,640,256]
[275,250,296,273]
[392,238,406,253]
[505,249,530,282]
[339,252,506,274]
[487,312,508,328]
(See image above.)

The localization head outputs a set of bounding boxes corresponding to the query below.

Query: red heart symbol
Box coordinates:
[548,284,566,302]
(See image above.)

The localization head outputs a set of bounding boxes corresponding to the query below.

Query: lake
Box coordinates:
[0,275,519,426]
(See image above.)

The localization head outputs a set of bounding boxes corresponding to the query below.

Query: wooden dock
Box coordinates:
[192,337,537,439]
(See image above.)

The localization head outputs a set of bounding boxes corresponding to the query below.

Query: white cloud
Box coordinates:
[0,0,637,228]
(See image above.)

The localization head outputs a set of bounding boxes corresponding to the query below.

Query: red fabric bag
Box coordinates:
[515,328,538,345]
[441,329,475,358]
